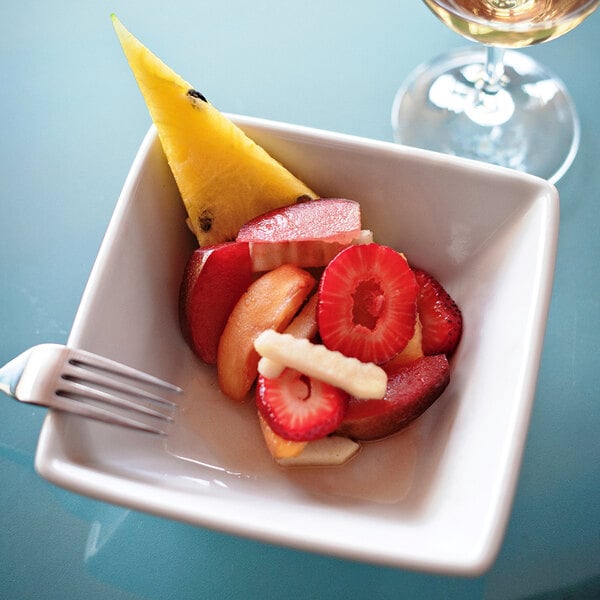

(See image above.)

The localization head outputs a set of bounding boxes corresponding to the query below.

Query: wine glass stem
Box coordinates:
[465,45,514,127]
[482,46,505,94]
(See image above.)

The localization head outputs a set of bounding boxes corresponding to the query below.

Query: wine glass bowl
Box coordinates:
[424,0,599,47]
[393,0,599,183]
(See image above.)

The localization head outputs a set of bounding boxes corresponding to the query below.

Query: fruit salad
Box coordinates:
[112,16,463,466]
[179,199,462,465]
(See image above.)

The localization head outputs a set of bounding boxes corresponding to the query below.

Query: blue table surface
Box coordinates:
[2,2,599,598]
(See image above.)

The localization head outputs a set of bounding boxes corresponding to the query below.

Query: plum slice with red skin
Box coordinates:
[236,198,361,244]
[337,354,450,441]
[179,242,253,364]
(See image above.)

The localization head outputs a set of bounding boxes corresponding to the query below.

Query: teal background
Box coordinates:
[1,2,599,598]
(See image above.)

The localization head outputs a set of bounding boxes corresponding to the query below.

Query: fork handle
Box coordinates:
[0,347,34,397]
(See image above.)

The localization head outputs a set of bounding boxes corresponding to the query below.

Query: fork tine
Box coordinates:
[67,348,182,393]
[61,363,176,408]
[56,379,175,420]
[50,392,171,435]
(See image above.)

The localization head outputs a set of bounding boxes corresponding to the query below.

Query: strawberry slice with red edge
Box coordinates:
[317,243,418,364]
[414,268,463,356]
[256,369,349,441]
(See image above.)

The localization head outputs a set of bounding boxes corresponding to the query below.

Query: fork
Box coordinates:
[0,344,181,435]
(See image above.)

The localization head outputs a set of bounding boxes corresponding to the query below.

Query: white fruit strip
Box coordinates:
[258,356,286,379]
[254,330,387,399]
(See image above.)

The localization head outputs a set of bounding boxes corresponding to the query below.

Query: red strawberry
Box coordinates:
[317,243,418,364]
[256,369,349,441]
[414,269,462,356]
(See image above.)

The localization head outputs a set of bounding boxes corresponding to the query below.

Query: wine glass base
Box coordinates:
[392,46,580,184]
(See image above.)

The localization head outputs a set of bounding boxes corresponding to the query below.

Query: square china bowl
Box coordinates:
[35,116,559,576]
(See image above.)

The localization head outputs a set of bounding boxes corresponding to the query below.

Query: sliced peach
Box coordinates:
[258,413,307,459]
[217,264,315,401]
[285,293,319,340]
[383,316,424,369]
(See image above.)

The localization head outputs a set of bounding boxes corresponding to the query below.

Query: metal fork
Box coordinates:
[0,344,181,435]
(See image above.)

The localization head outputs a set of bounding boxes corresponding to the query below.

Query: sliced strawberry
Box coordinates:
[256,369,349,441]
[414,269,462,356]
[317,244,418,364]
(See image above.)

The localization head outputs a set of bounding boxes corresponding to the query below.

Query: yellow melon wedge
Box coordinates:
[111,15,316,246]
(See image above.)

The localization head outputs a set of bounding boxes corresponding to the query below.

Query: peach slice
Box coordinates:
[258,413,307,459]
[383,316,424,369]
[283,292,319,340]
[217,264,316,401]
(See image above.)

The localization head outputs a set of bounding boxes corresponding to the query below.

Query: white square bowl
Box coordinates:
[35,116,559,576]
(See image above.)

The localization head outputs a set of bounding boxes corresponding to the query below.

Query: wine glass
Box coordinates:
[392,0,599,183]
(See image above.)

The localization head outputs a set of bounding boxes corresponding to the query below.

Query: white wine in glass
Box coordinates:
[392,0,599,183]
